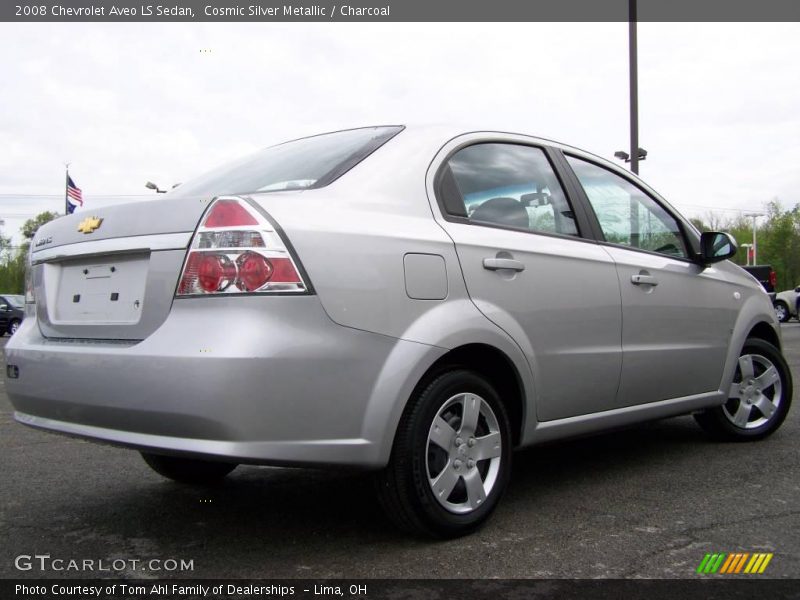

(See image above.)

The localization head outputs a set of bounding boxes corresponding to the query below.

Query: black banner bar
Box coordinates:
[3,579,800,600]
[3,0,800,22]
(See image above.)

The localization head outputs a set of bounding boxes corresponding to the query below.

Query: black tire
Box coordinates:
[141,452,237,484]
[694,338,792,441]
[8,319,20,335]
[774,301,790,323]
[375,369,512,538]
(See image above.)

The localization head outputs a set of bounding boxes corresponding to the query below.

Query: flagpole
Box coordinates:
[64,162,70,215]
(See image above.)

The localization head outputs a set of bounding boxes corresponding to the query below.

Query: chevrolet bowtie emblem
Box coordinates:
[77,216,103,234]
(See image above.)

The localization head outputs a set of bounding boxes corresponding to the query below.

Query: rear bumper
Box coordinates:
[13,411,375,467]
[4,296,444,468]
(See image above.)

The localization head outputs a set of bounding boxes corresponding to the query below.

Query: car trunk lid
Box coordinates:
[31,196,209,340]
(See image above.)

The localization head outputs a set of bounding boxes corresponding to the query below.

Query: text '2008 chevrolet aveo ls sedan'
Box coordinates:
[7,125,792,538]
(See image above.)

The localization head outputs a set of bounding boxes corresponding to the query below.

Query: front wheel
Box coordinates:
[774,301,790,323]
[141,452,237,484]
[375,369,512,538]
[695,338,792,441]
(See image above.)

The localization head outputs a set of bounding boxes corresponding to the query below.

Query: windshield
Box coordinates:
[170,126,403,198]
[5,295,24,308]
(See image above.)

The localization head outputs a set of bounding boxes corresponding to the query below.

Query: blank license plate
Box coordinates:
[52,254,149,324]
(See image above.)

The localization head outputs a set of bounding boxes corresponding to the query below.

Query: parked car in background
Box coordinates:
[773,287,800,323]
[743,264,777,301]
[0,294,25,335]
[5,125,794,538]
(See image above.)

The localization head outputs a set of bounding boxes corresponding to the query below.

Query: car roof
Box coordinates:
[396,123,635,176]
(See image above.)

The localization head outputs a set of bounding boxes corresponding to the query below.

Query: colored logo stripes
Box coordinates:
[697,552,773,574]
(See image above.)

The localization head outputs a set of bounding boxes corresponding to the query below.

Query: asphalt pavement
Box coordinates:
[1,327,798,579]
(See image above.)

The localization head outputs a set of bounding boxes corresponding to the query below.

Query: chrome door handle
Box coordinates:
[631,274,659,286]
[483,258,525,272]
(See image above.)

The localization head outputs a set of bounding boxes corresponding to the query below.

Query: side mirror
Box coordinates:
[699,231,737,265]
[794,287,800,293]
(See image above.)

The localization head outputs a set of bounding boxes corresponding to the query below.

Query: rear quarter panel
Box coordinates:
[247,128,537,453]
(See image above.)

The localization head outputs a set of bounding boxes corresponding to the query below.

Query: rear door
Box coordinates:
[563,154,739,406]
[430,138,623,421]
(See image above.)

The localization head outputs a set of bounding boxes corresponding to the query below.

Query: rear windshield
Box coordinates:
[170,126,403,198]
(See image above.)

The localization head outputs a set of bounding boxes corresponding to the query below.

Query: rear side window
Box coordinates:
[170,126,403,198]
[439,143,579,236]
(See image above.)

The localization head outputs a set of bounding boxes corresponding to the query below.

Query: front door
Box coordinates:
[564,155,740,407]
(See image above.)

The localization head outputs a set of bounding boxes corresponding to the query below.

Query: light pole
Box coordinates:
[628,0,639,175]
[746,213,764,265]
[740,243,753,266]
[615,0,647,174]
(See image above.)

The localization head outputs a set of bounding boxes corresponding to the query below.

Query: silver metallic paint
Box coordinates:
[6,125,782,468]
[7,296,444,467]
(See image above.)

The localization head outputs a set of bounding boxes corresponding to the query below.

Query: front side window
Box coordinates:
[439,143,579,236]
[566,156,687,259]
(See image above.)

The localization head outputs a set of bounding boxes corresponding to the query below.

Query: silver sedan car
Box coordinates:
[7,125,793,538]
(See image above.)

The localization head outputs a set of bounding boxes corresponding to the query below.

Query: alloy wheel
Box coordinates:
[724,353,783,429]
[426,393,503,514]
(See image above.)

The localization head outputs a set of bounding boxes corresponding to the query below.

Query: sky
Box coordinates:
[1,22,799,244]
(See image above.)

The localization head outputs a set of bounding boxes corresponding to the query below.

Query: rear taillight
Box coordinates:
[177,196,308,296]
[203,199,258,228]
[769,270,777,289]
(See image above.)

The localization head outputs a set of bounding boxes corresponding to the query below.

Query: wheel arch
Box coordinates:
[747,320,781,350]
[412,343,526,447]
[718,294,782,401]
[364,340,531,468]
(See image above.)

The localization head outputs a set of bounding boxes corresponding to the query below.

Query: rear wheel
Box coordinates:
[774,301,789,323]
[695,338,792,441]
[375,369,512,538]
[141,452,237,484]
[8,319,20,335]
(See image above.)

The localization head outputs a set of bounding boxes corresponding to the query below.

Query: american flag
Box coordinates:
[66,175,83,214]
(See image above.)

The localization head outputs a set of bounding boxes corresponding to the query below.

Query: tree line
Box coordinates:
[690,200,800,291]
[0,211,59,293]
